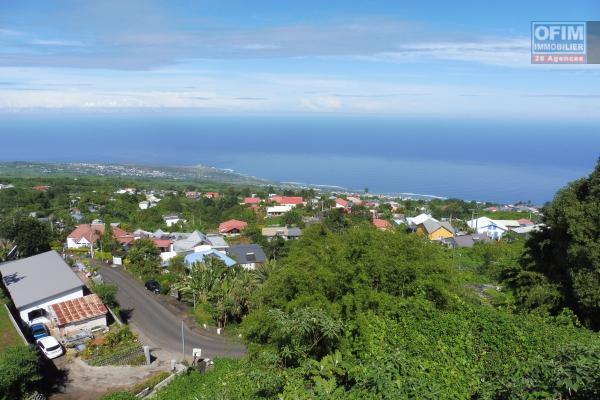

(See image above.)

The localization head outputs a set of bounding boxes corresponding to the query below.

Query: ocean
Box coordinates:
[0,113,597,204]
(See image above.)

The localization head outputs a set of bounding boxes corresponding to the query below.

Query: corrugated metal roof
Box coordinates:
[0,251,83,309]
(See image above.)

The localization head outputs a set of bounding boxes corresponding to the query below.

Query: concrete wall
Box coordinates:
[59,314,107,336]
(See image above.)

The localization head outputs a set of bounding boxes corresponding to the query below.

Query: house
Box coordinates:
[244,197,261,205]
[262,226,302,241]
[416,219,455,241]
[204,234,229,252]
[0,251,85,325]
[186,191,200,199]
[373,219,392,231]
[152,238,174,253]
[163,215,186,228]
[512,224,543,237]
[270,196,304,207]
[49,294,108,336]
[184,249,237,268]
[138,201,150,210]
[347,196,363,205]
[445,233,490,248]
[267,205,292,217]
[0,183,15,190]
[204,192,220,199]
[467,217,508,239]
[115,188,136,195]
[219,219,248,236]
[33,185,50,192]
[406,213,433,230]
[517,218,534,227]
[335,198,351,211]
[66,223,135,248]
[172,231,228,253]
[494,220,521,230]
[228,244,267,270]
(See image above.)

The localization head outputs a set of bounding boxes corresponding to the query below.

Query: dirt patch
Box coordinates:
[49,356,168,400]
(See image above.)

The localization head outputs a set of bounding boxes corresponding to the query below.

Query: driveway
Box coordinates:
[99,265,246,360]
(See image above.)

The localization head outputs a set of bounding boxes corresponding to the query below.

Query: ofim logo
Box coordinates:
[532,22,586,64]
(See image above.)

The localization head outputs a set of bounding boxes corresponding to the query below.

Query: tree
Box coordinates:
[0,346,41,400]
[93,282,118,308]
[522,158,600,327]
[126,238,161,278]
[0,216,50,257]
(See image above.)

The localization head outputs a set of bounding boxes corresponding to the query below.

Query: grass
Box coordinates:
[193,302,214,326]
[0,300,23,352]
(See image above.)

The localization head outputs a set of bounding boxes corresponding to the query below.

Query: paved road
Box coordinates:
[99,266,246,359]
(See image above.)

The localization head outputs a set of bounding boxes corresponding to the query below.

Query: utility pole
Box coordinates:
[181,320,185,360]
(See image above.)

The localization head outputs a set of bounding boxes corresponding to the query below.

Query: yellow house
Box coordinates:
[416,219,455,241]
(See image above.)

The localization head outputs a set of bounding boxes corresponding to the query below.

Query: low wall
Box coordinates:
[4,303,28,344]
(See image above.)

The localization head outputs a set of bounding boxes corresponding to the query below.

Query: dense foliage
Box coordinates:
[151,223,600,399]
[0,345,41,400]
[508,159,600,328]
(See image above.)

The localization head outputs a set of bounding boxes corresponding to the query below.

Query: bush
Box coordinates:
[0,346,40,400]
[93,282,118,308]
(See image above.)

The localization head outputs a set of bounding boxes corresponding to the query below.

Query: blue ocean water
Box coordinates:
[0,113,597,204]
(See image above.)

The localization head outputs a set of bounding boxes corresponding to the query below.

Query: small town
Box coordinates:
[1,1,599,399]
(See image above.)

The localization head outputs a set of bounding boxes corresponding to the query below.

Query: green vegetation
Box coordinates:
[0,345,41,400]
[0,165,596,399]
[507,158,600,328]
[0,294,22,352]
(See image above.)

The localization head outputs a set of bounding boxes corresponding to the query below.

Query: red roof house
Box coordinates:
[219,219,248,235]
[67,224,135,248]
[373,219,392,231]
[517,218,534,227]
[244,197,261,205]
[50,294,108,334]
[204,192,220,199]
[152,238,173,252]
[270,196,304,206]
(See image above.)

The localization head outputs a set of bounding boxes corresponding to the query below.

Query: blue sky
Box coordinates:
[1,0,599,119]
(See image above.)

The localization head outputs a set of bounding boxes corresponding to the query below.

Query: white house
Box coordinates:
[406,213,433,230]
[267,205,292,217]
[163,215,186,227]
[49,293,108,336]
[0,251,84,325]
[467,217,509,239]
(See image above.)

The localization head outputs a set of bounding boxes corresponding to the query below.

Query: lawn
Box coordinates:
[0,302,23,352]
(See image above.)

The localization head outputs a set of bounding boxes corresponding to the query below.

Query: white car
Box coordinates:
[36,336,64,359]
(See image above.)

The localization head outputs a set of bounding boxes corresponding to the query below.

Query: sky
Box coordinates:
[1,0,600,119]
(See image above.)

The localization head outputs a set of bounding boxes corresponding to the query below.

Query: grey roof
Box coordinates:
[228,244,267,264]
[449,234,490,248]
[421,219,455,235]
[173,230,206,252]
[205,234,228,248]
[0,251,84,310]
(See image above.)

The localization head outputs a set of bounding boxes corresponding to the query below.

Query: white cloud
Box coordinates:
[30,39,85,47]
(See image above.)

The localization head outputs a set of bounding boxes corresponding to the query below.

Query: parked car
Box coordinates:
[36,336,64,359]
[30,323,49,340]
[145,279,161,294]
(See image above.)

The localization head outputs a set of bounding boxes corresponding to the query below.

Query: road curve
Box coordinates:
[99,265,246,359]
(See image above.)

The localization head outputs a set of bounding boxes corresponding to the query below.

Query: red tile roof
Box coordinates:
[271,196,304,205]
[336,198,349,207]
[244,197,261,204]
[373,219,392,230]
[152,238,173,248]
[219,219,248,233]
[50,294,108,326]
[67,224,135,245]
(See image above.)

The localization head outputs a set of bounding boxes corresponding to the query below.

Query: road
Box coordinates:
[99,265,246,360]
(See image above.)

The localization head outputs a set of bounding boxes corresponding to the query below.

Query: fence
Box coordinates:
[85,342,146,366]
